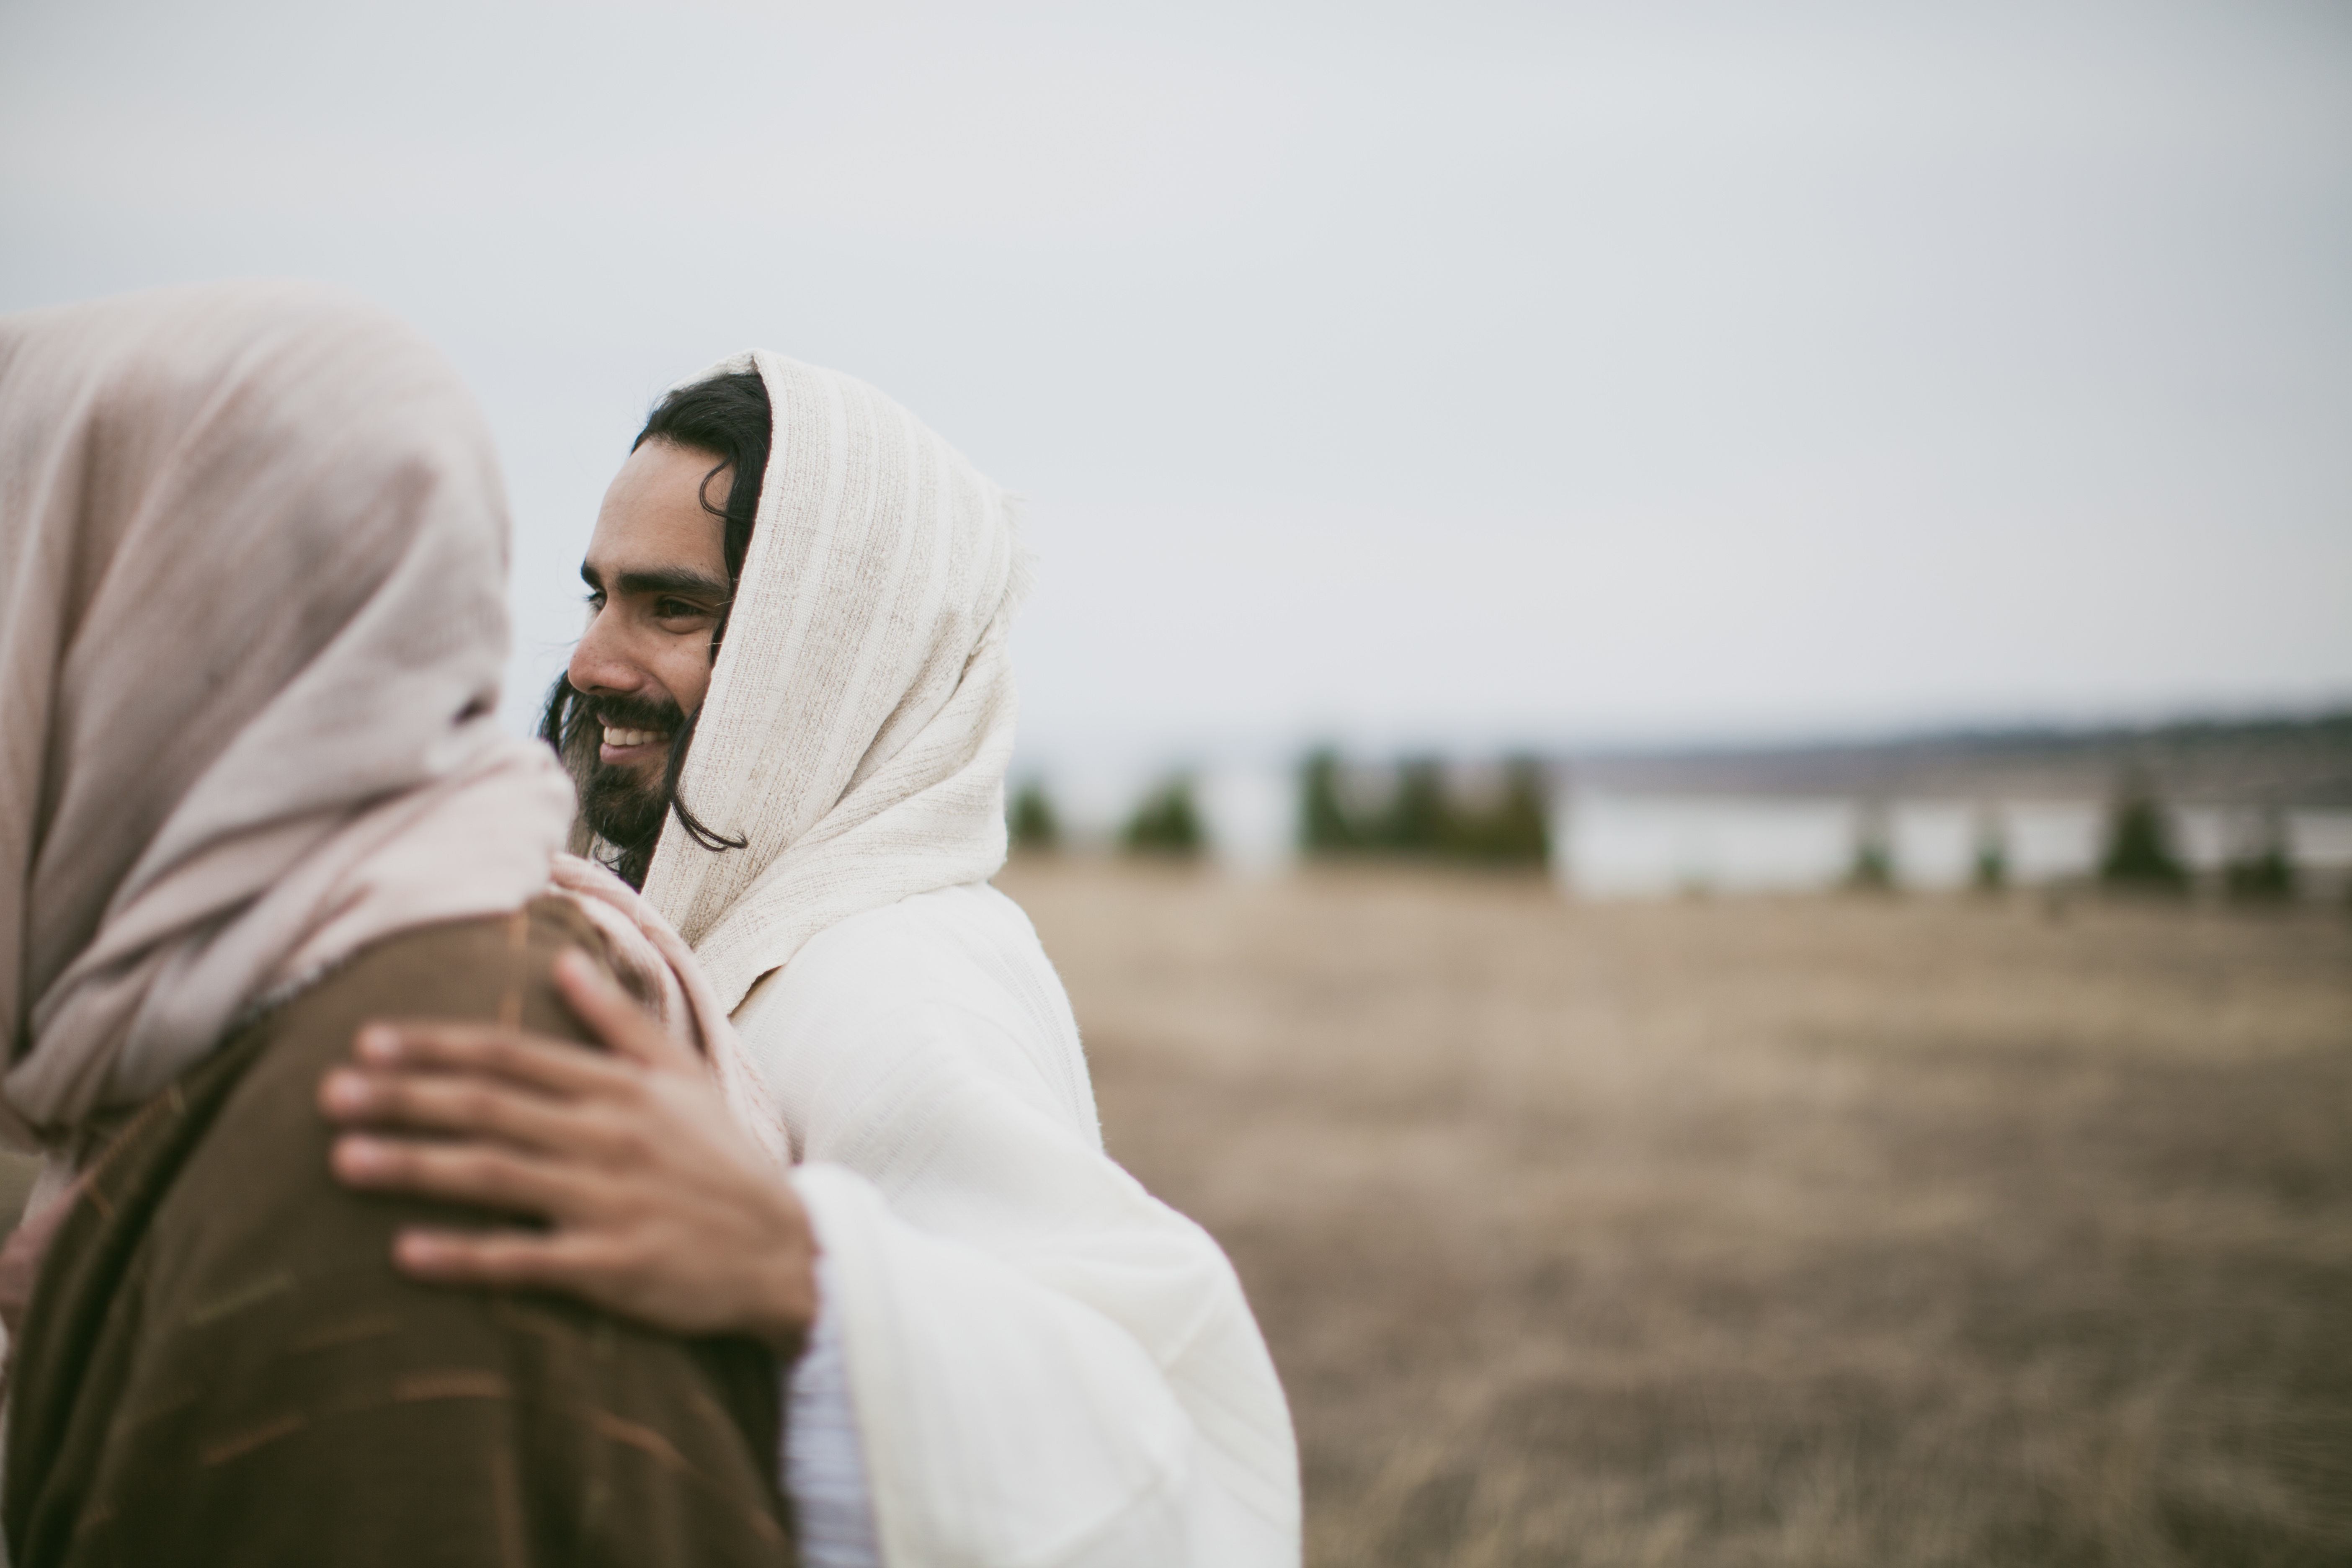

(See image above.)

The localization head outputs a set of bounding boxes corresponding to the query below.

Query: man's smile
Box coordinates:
[600,725,671,762]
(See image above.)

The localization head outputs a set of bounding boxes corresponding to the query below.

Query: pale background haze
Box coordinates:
[4,0,2347,780]
[11,16,2351,1562]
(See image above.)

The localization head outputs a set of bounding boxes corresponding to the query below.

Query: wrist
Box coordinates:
[751,1251,817,1359]
[747,1180,819,1359]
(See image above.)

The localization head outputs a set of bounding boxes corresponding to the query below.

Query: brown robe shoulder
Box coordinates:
[6,900,795,1567]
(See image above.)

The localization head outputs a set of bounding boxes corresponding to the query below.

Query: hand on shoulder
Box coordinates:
[319,950,818,1357]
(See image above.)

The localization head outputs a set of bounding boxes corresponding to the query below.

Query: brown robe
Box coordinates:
[5,900,796,1566]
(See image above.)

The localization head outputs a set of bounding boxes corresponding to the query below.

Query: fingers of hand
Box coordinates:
[318,1067,633,1158]
[393,1220,810,1345]
[331,1134,587,1220]
[349,1019,642,1099]
[553,950,697,1073]
[392,1227,635,1298]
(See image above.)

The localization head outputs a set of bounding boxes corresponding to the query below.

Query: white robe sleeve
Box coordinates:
[735,886,1300,1568]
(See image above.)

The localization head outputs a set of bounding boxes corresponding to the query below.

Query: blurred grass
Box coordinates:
[999,861,2352,1568]
[8,869,2344,1563]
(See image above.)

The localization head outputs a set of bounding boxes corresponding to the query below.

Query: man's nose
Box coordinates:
[568,611,647,697]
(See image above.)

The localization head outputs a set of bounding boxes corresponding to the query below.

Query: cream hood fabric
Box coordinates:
[639,351,1025,1012]
[0,281,574,1142]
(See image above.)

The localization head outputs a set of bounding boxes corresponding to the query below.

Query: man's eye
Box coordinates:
[583,591,606,611]
[656,599,705,620]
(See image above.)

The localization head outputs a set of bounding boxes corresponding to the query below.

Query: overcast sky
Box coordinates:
[4,0,2347,773]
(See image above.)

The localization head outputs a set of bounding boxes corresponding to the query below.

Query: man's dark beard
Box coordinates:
[577,691,687,889]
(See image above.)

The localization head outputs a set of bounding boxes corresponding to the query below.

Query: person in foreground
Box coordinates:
[0,284,800,1564]
[319,354,1304,1565]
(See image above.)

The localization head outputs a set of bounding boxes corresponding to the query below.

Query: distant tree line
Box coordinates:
[1007,774,1208,859]
[1011,757,2328,904]
[2220,809,2296,903]
[1123,776,1206,857]
[2097,769,2303,904]
[1845,801,1896,892]
[1571,709,2352,807]
[1841,768,2317,905]
[1008,778,1060,852]
[2098,769,2190,894]
[1014,754,1553,867]
[1298,750,1551,867]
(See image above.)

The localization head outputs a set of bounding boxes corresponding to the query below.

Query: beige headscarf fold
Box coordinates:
[638,353,1028,1013]
[0,281,575,1145]
[550,852,784,1167]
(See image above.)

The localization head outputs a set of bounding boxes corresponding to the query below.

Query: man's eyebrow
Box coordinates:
[578,562,730,602]
[620,567,731,601]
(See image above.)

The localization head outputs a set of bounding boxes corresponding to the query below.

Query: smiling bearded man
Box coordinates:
[323,354,1303,1568]
[540,371,768,891]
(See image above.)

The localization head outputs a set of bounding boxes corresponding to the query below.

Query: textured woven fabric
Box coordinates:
[549,853,789,1169]
[0,281,572,1141]
[639,352,1025,1014]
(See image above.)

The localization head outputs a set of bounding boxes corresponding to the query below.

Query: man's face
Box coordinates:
[568,438,732,847]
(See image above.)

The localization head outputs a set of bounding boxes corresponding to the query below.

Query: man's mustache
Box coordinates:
[585,691,686,738]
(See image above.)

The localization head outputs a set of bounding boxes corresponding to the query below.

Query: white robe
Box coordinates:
[741,881,1301,1568]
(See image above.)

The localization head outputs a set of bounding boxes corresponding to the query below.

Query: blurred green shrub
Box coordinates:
[1846,801,1896,892]
[2222,807,2296,904]
[1124,775,1206,858]
[1009,777,1061,854]
[1450,758,1551,864]
[1972,805,2009,893]
[1297,750,1550,867]
[1389,759,1452,854]
[2098,769,2190,894]
[1300,749,1358,853]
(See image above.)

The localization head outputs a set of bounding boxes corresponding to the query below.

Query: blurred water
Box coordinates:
[1555,792,2352,898]
[1027,760,2352,897]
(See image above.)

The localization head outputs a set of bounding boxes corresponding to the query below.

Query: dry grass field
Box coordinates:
[3,867,2342,1564]
[997,860,2352,1568]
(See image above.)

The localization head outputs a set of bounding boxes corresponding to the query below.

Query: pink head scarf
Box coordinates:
[0,281,575,1143]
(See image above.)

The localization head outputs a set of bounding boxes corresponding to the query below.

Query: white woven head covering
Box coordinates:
[638,351,1026,1013]
[0,281,575,1142]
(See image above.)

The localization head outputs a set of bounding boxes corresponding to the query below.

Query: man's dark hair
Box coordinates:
[540,370,771,886]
